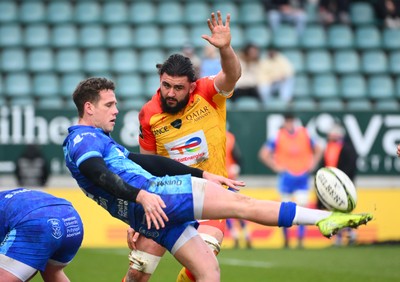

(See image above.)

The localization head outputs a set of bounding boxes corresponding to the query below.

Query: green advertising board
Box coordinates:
[0,106,399,175]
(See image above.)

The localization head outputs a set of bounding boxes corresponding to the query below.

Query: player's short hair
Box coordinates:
[156,54,197,82]
[283,112,295,120]
[72,77,115,118]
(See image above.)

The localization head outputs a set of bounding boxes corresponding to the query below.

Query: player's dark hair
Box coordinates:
[156,54,197,82]
[72,77,115,118]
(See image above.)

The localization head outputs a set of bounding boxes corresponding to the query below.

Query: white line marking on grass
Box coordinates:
[219,258,273,268]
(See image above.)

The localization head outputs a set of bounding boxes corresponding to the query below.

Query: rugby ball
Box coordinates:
[314,167,357,212]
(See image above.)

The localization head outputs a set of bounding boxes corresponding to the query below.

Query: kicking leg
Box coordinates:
[191,178,373,238]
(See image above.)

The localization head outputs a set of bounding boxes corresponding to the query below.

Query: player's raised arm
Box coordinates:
[202,11,241,93]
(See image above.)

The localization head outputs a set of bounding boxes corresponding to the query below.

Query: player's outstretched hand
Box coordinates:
[127,227,139,250]
[202,171,245,192]
[202,11,231,49]
[397,144,400,157]
[136,190,169,229]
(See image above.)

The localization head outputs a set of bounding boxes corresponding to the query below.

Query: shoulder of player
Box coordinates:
[69,126,106,141]
[194,76,215,91]
[139,96,163,122]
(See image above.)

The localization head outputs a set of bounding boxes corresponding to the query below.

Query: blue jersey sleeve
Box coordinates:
[267,139,277,151]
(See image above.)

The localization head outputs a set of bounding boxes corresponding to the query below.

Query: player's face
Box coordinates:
[89,89,119,133]
[159,73,196,114]
[283,118,295,133]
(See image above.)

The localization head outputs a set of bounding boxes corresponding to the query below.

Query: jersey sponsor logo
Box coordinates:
[63,216,82,238]
[171,137,201,154]
[73,132,97,147]
[139,226,160,239]
[117,198,129,219]
[171,119,182,129]
[115,147,125,157]
[4,188,30,198]
[73,135,83,146]
[139,125,144,139]
[185,106,211,122]
[154,179,183,187]
[48,218,63,239]
[165,131,209,166]
[152,125,169,137]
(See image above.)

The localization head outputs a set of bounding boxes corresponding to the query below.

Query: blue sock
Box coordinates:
[298,225,305,239]
[278,202,297,227]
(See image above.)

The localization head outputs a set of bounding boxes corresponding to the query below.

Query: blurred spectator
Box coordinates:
[226,130,252,249]
[257,47,295,105]
[15,144,49,187]
[258,113,323,248]
[231,43,262,103]
[372,0,400,28]
[318,123,358,246]
[318,0,350,25]
[200,45,221,77]
[262,0,308,37]
[181,42,201,78]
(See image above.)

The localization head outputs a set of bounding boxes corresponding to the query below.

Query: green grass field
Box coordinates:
[31,245,400,281]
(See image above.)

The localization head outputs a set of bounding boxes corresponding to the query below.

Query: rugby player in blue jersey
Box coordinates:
[0,188,83,282]
[63,77,372,281]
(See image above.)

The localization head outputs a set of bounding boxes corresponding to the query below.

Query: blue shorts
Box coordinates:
[0,205,84,271]
[278,171,310,194]
[132,175,200,252]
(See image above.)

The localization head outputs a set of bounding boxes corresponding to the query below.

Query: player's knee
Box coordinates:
[195,262,220,281]
[127,250,161,278]
[200,233,221,255]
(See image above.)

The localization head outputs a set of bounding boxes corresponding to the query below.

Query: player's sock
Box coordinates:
[277,202,296,227]
[176,267,195,282]
[292,206,332,225]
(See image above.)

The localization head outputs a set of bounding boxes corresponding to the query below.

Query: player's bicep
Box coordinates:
[214,72,235,96]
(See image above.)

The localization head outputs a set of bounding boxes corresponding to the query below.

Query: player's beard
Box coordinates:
[160,93,190,114]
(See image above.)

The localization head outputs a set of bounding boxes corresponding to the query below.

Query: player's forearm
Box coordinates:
[128,153,203,178]
[79,157,140,202]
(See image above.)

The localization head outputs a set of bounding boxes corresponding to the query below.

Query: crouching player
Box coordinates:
[0,188,83,282]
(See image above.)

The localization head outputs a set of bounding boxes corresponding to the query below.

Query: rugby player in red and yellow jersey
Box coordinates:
[258,113,323,249]
[123,11,241,282]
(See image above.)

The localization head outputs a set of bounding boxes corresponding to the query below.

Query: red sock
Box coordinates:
[185,268,196,281]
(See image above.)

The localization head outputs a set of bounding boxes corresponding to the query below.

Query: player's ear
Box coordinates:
[85,101,94,115]
[189,82,196,93]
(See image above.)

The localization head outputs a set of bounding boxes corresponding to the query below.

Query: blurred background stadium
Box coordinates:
[0,0,399,258]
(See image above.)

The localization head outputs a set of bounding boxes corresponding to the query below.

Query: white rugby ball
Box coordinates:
[315,167,357,212]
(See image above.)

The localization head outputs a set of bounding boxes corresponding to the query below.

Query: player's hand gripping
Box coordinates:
[127,227,139,250]
[136,190,168,229]
[202,11,232,49]
[202,171,245,192]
